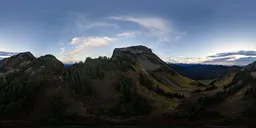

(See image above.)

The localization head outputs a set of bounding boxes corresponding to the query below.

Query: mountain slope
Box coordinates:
[2,45,255,125]
[0,45,201,125]
[173,61,256,125]
[0,52,36,73]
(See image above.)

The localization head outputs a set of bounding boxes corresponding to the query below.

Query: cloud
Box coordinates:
[60,47,65,56]
[0,51,18,60]
[0,51,17,57]
[70,36,116,56]
[109,16,171,42]
[202,57,256,66]
[203,57,234,64]
[72,14,119,31]
[117,32,136,38]
[168,50,256,66]
[174,30,187,41]
[168,57,204,64]
[86,22,119,30]
[175,36,184,41]
[208,50,256,58]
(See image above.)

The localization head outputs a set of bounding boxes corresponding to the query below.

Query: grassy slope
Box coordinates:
[214,73,237,87]
[169,74,198,89]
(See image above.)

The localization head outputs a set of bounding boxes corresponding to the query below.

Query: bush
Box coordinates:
[193,89,202,93]
[50,92,66,117]
[5,102,23,116]
[205,85,217,91]
[186,90,229,117]
[0,105,6,114]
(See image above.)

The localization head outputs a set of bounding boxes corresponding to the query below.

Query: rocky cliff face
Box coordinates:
[0,52,36,72]
[112,45,172,71]
[112,45,153,58]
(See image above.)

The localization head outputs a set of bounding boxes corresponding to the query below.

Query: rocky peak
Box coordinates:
[16,52,36,61]
[111,45,153,59]
[0,51,36,72]
[245,61,256,71]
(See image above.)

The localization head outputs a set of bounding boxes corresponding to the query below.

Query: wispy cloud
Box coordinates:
[208,50,256,58]
[70,36,116,56]
[117,32,136,38]
[86,22,119,30]
[174,30,187,41]
[202,57,256,66]
[0,51,18,59]
[175,36,184,41]
[169,50,256,65]
[0,51,17,57]
[168,57,205,64]
[60,47,65,56]
[71,14,119,31]
[109,16,171,42]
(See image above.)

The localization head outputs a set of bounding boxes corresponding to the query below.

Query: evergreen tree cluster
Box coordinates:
[0,71,42,117]
[64,56,136,96]
[32,55,64,75]
[65,62,93,96]
[111,75,152,116]
[186,90,228,117]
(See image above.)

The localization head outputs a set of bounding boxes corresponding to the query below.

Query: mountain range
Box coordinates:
[0,45,255,126]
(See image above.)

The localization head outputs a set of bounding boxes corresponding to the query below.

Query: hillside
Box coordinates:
[171,61,256,125]
[0,45,201,125]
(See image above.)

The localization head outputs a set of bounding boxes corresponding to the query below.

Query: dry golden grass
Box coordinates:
[136,83,177,110]
[168,74,198,89]
[215,73,236,87]
[198,79,217,85]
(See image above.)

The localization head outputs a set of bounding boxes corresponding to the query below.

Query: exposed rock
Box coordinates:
[0,52,36,72]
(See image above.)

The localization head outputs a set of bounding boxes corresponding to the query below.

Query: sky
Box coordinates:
[0,0,256,65]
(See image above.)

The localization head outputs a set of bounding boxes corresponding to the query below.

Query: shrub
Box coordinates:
[50,92,66,117]
[5,102,23,116]
[205,85,217,91]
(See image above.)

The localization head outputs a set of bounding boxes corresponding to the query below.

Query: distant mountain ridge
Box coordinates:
[168,63,242,80]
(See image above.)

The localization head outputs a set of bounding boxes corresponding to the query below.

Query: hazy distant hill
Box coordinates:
[168,63,241,80]
[64,64,73,67]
